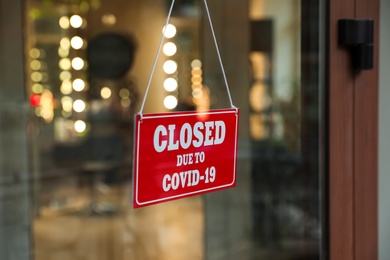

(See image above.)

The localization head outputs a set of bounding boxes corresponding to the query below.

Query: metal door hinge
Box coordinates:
[338,19,374,70]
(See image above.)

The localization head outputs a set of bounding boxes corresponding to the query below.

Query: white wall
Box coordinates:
[379,0,390,259]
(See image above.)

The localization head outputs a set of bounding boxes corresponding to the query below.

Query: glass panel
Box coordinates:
[202,0,324,259]
[23,0,324,259]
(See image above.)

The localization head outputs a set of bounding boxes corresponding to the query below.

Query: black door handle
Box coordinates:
[338,19,374,70]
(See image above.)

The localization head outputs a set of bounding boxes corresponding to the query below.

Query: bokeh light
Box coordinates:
[59,58,71,70]
[101,87,112,99]
[71,36,84,49]
[73,99,86,112]
[72,78,85,92]
[71,57,84,70]
[74,120,87,133]
[163,60,178,74]
[164,95,178,110]
[59,16,70,29]
[164,78,178,92]
[163,42,177,56]
[70,15,83,28]
[162,24,177,38]
[61,96,73,112]
[60,81,72,95]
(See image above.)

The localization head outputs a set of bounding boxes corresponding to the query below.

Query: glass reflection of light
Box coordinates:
[72,57,84,70]
[164,78,178,92]
[73,99,86,112]
[59,16,70,29]
[101,87,112,99]
[62,110,72,118]
[35,108,41,117]
[249,82,269,112]
[40,109,53,122]
[192,67,202,75]
[164,95,178,110]
[162,24,177,38]
[102,14,116,25]
[59,58,71,70]
[192,88,203,99]
[30,94,41,107]
[70,15,83,28]
[60,38,70,50]
[58,47,69,58]
[74,120,87,133]
[40,90,54,123]
[30,60,41,70]
[191,75,202,85]
[119,88,130,98]
[163,60,178,74]
[61,96,73,112]
[32,83,43,94]
[191,59,202,69]
[163,42,177,56]
[31,72,43,82]
[60,81,72,95]
[71,36,84,50]
[80,1,90,12]
[60,71,72,81]
[72,78,85,92]
[30,48,41,59]
[121,97,131,108]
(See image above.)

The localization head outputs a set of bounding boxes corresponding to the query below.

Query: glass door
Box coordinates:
[202,0,324,259]
[23,0,326,259]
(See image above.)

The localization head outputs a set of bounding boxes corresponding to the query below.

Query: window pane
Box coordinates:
[22,0,324,259]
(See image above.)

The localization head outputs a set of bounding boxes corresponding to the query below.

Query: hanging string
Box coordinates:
[139,0,176,115]
[139,0,235,115]
[202,0,234,109]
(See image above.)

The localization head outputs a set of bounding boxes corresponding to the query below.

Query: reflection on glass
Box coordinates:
[72,78,85,92]
[31,72,43,82]
[61,96,73,112]
[100,87,112,99]
[59,16,70,29]
[71,57,84,70]
[29,48,40,58]
[74,120,87,133]
[102,14,117,25]
[71,36,84,50]
[30,60,42,70]
[22,0,323,260]
[73,99,86,112]
[163,42,177,56]
[164,95,178,109]
[60,81,72,95]
[60,37,70,50]
[32,83,43,94]
[59,58,71,70]
[163,60,178,74]
[121,97,131,107]
[70,15,83,28]
[164,77,178,92]
[191,59,202,69]
[119,88,130,98]
[162,24,177,38]
[58,47,69,58]
[59,71,72,81]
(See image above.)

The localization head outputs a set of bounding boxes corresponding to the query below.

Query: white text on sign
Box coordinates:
[153,121,226,152]
[162,167,217,192]
[177,152,205,166]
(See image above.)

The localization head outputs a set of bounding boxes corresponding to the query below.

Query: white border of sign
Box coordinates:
[133,109,239,207]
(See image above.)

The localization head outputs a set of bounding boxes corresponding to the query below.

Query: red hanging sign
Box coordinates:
[132,108,239,208]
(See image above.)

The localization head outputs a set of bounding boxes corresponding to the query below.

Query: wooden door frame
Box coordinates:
[329,0,379,259]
